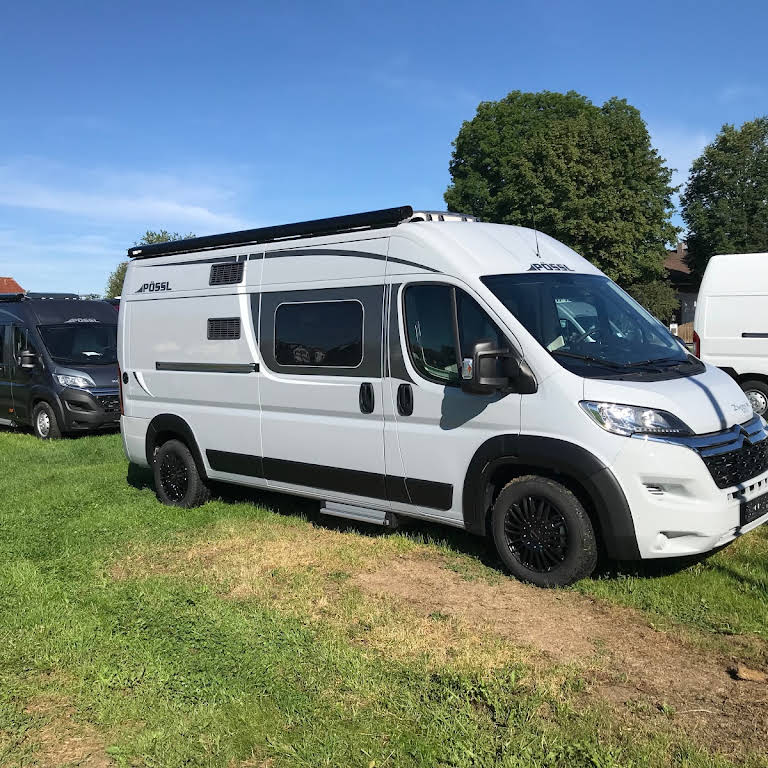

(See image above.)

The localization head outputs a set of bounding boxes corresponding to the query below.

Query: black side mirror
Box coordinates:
[19,349,38,370]
[460,340,537,395]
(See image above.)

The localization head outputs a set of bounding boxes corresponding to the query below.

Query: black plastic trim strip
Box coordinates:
[155,362,259,373]
[742,333,768,338]
[388,283,413,382]
[136,254,245,268]
[204,449,452,511]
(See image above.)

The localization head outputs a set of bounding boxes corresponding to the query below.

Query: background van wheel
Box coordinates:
[154,439,210,508]
[32,402,62,440]
[491,475,597,588]
[741,380,768,417]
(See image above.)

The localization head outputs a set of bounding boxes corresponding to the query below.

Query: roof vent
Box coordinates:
[210,262,244,286]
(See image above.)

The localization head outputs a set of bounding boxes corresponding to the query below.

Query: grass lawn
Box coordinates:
[0,430,767,767]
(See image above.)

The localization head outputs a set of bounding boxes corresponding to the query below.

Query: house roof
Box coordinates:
[0,277,24,294]
[665,243,697,289]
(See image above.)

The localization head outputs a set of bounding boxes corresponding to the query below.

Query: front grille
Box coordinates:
[95,394,121,414]
[702,439,768,489]
[209,261,244,286]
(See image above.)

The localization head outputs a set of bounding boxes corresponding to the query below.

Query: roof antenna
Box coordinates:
[532,209,542,259]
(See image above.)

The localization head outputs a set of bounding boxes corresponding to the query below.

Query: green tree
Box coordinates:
[444,90,679,319]
[105,230,195,298]
[681,117,768,280]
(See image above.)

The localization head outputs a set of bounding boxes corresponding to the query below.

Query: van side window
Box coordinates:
[275,300,363,367]
[404,285,459,385]
[456,290,506,356]
[404,285,509,386]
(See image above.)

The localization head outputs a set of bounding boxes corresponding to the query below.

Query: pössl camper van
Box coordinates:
[117,207,768,586]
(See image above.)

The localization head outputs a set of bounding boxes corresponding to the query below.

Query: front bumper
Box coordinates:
[612,431,768,559]
[59,387,121,431]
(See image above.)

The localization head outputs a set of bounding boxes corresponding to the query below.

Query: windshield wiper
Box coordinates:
[627,356,688,368]
[551,350,625,369]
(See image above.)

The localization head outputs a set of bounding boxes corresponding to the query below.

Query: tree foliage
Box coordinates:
[681,117,768,280]
[444,90,680,319]
[104,230,195,298]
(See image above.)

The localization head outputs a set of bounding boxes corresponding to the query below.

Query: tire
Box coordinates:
[491,475,597,587]
[153,439,210,508]
[740,380,768,417]
[32,402,62,440]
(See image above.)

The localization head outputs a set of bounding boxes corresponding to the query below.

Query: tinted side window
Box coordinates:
[404,285,459,385]
[275,301,363,367]
[0,325,6,368]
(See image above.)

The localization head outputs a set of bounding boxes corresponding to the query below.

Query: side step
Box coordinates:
[321,501,399,529]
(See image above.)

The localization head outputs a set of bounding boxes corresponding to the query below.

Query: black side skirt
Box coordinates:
[206,449,452,511]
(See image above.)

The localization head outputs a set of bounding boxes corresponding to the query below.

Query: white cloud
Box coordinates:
[0,158,249,232]
[649,124,710,190]
[718,83,763,104]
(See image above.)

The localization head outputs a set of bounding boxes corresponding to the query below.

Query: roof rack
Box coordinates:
[25,292,81,300]
[128,206,416,260]
[409,211,478,223]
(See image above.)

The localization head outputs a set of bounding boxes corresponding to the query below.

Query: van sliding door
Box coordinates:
[256,242,388,507]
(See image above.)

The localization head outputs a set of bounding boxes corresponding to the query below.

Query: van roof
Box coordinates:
[700,252,768,295]
[125,205,599,278]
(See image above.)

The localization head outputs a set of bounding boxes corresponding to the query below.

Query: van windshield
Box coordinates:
[481,273,699,378]
[38,323,118,366]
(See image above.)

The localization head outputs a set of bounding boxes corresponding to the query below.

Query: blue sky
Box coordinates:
[0,0,765,295]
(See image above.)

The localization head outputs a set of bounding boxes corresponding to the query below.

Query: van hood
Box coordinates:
[54,363,120,389]
[582,364,753,435]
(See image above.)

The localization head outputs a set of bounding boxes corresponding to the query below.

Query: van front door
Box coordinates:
[0,324,12,422]
[10,326,37,424]
[384,277,523,525]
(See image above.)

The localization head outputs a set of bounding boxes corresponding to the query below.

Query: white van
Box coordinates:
[117,207,768,587]
[694,253,768,416]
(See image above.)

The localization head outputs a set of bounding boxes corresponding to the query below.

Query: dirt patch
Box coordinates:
[355,556,768,757]
[21,694,111,768]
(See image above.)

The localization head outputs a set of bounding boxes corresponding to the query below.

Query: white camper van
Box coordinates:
[117,207,768,587]
[694,253,768,416]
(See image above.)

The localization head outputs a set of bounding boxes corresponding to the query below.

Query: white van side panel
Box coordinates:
[695,253,768,377]
[122,291,261,472]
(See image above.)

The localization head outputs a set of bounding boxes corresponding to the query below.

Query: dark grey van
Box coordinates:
[0,293,120,438]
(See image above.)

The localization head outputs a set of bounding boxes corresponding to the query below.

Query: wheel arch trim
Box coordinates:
[462,434,640,560]
[145,414,209,481]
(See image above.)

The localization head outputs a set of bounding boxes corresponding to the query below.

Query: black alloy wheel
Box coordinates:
[491,475,597,587]
[159,450,189,502]
[503,495,568,573]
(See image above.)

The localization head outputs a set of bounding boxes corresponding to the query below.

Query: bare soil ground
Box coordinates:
[113,520,768,759]
[17,694,111,768]
[356,555,768,757]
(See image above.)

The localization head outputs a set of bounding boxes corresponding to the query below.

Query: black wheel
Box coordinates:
[491,475,597,587]
[741,380,768,417]
[32,402,62,440]
[153,439,210,508]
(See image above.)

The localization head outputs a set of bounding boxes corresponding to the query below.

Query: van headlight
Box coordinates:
[55,373,95,389]
[579,401,692,437]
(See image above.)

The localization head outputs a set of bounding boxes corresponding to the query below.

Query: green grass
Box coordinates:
[0,430,766,766]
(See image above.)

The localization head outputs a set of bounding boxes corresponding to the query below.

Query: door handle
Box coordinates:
[397,383,413,416]
[359,382,375,414]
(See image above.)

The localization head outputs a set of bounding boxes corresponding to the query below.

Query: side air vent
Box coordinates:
[207,318,241,340]
[210,261,244,286]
